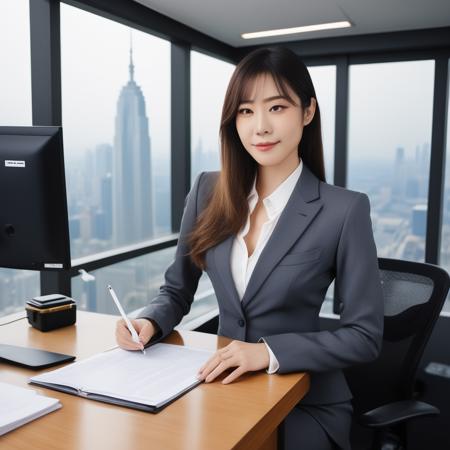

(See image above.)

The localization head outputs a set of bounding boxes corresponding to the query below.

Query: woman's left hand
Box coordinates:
[197,340,270,384]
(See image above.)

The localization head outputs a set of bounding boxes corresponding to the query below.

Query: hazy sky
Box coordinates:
[60,3,171,160]
[190,50,235,156]
[0,0,32,125]
[348,60,435,162]
[0,0,443,166]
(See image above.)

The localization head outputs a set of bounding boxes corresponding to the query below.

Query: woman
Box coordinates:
[116,46,384,450]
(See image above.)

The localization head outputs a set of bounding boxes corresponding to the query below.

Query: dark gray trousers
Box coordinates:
[280,401,353,450]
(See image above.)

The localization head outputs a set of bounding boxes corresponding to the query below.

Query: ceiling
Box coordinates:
[133,0,450,47]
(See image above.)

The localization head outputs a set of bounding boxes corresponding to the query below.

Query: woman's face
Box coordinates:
[235,73,315,169]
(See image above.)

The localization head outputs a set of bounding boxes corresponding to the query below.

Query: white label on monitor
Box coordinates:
[45,263,63,269]
[5,160,26,168]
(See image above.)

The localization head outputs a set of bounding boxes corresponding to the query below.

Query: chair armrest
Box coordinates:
[358,400,439,428]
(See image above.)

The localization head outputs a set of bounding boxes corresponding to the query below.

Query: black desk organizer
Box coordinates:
[26,294,76,332]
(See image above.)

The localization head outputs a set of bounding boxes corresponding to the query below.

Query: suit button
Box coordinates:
[238,319,245,327]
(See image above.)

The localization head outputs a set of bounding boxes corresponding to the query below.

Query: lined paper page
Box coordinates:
[31,344,214,407]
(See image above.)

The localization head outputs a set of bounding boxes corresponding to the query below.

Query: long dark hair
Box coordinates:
[188,46,325,269]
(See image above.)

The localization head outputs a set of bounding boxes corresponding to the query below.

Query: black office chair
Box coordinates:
[344,257,450,450]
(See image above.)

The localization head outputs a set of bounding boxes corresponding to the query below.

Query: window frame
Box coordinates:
[26,0,450,317]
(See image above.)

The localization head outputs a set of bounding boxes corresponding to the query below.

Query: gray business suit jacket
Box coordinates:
[138,163,384,406]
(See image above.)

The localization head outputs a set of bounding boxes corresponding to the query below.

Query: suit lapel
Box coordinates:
[242,207,322,309]
[213,234,243,316]
[241,164,323,308]
[213,163,323,313]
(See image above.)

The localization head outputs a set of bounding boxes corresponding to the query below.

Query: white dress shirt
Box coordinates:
[230,159,303,373]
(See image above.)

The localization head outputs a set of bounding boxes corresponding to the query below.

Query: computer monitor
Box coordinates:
[0,126,74,369]
[0,126,71,271]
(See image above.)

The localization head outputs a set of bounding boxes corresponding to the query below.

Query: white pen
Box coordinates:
[107,285,145,355]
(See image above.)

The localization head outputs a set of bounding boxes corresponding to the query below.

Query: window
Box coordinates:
[72,247,216,327]
[308,65,336,183]
[190,50,235,183]
[0,269,40,318]
[72,248,175,315]
[61,4,171,260]
[347,60,434,262]
[0,0,39,318]
[440,59,450,314]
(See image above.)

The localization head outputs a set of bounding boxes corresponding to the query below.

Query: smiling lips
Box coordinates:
[254,141,280,151]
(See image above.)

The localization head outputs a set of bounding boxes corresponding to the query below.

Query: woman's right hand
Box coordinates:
[115,318,156,351]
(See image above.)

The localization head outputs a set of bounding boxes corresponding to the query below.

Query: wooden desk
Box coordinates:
[0,311,309,450]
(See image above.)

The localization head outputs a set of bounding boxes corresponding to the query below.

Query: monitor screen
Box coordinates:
[0,126,71,270]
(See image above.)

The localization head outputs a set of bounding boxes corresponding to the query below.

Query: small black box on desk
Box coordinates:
[26,294,76,332]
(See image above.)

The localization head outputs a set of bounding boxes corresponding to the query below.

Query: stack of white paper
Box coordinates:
[30,343,214,412]
[0,382,61,436]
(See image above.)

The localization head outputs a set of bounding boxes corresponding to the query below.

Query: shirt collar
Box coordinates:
[247,159,303,220]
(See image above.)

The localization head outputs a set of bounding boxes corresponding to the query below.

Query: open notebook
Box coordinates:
[0,382,61,436]
[29,343,214,413]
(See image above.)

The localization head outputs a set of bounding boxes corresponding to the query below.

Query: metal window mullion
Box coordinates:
[171,42,191,232]
[334,55,349,188]
[333,56,349,314]
[238,27,450,61]
[426,57,449,264]
[30,0,71,296]
[69,236,178,276]
[30,0,61,126]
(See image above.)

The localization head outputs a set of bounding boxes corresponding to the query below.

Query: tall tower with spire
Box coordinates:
[112,39,154,246]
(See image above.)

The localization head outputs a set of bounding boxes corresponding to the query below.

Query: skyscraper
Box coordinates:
[392,146,406,198]
[412,205,427,237]
[112,43,154,246]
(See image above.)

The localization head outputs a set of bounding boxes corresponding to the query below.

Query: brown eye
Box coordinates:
[238,108,251,115]
[270,105,286,112]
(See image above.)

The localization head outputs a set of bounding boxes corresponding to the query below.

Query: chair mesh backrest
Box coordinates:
[344,258,449,415]
[380,270,433,317]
